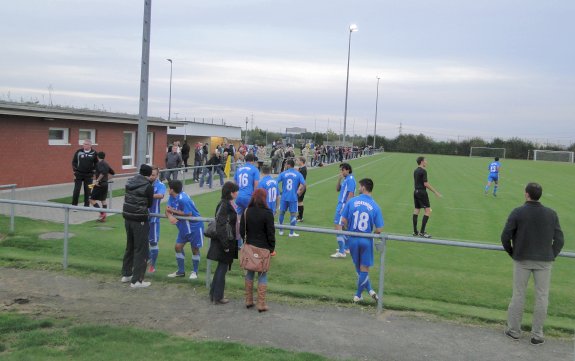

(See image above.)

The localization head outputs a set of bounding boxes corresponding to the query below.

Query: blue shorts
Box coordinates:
[333,202,344,225]
[149,222,160,246]
[176,227,204,249]
[487,175,499,182]
[348,237,374,267]
[267,202,277,216]
[280,200,298,213]
[236,194,251,214]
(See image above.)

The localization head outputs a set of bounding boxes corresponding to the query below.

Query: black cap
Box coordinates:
[139,164,153,176]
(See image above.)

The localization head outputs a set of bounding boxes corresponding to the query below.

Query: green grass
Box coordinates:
[1,152,574,335]
[0,312,330,361]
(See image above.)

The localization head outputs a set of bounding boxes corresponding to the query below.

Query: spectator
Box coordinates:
[121,164,154,288]
[501,182,564,345]
[71,139,98,207]
[200,151,225,189]
[240,188,275,312]
[181,140,190,170]
[165,145,182,181]
[89,151,115,222]
[193,143,202,181]
[206,181,239,304]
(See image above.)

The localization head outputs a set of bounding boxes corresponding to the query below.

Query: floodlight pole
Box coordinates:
[137,0,152,167]
[167,58,173,121]
[373,76,380,148]
[343,24,358,146]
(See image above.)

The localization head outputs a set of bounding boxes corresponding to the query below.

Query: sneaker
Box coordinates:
[148,265,156,274]
[278,230,284,236]
[345,249,350,254]
[130,281,151,288]
[369,289,379,301]
[419,232,432,239]
[330,252,346,258]
[288,232,300,237]
[189,271,198,280]
[120,276,132,283]
[504,329,520,341]
[530,337,544,346]
[412,232,420,237]
[167,272,185,278]
[297,218,303,222]
[353,295,363,303]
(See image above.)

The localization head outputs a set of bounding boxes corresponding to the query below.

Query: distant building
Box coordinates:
[167,120,242,153]
[0,102,172,187]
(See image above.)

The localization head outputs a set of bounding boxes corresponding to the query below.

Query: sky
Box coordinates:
[1,0,574,146]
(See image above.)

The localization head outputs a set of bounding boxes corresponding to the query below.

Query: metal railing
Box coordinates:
[1,198,573,314]
[0,184,16,233]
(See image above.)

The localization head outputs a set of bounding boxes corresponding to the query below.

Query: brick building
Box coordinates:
[0,102,177,188]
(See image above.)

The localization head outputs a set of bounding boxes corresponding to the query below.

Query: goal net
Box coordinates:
[533,150,574,163]
[469,147,506,158]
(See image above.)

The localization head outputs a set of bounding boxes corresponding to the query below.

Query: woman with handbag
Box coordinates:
[206,181,239,305]
[240,188,276,312]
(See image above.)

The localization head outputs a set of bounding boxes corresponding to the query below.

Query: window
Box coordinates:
[122,131,136,169]
[78,129,96,145]
[146,132,154,165]
[48,127,69,145]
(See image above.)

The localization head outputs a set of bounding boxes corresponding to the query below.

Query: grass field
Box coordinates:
[1,152,573,335]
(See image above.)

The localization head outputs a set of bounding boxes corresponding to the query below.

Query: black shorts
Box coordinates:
[298,189,306,202]
[90,185,108,201]
[413,189,430,209]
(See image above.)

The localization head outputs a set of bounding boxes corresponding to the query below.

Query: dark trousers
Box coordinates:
[122,220,150,283]
[193,160,202,180]
[72,175,93,206]
[209,261,229,301]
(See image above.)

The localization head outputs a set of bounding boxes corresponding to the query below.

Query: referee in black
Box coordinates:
[412,156,441,238]
[297,156,308,222]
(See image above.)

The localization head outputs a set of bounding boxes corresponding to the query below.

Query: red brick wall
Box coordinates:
[0,115,167,188]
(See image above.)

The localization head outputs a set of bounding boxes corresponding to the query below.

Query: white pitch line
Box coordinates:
[307,155,392,188]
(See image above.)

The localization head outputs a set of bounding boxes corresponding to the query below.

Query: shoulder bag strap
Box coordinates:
[244,209,248,242]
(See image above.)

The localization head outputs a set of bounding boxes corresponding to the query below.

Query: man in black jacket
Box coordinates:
[501,182,564,345]
[71,139,98,207]
[121,164,154,288]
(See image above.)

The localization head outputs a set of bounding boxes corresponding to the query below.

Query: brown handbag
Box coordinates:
[239,209,271,272]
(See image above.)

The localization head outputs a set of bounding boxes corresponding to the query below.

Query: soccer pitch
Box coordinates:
[0,152,572,333]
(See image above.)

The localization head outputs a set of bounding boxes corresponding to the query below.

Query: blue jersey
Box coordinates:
[488,161,500,176]
[338,174,356,204]
[341,194,384,236]
[258,175,279,210]
[149,179,166,223]
[167,191,202,236]
[277,168,306,202]
[234,163,260,198]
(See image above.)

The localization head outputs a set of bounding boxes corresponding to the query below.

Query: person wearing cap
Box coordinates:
[121,164,154,288]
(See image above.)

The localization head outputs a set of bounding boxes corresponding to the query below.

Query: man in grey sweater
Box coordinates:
[501,182,564,346]
[165,146,182,181]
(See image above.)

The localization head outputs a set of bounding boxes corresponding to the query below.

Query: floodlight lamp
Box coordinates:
[349,24,358,32]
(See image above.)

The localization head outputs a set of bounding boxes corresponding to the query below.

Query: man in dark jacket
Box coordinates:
[121,164,154,288]
[200,151,225,188]
[501,182,564,345]
[71,139,98,207]
[181,140,190,170]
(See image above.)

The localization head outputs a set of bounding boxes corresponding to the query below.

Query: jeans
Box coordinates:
[193,160,202,180]
[506,260,552,340]
[210,261,229,302]
[165,169,178,181]
[200,166,225,188]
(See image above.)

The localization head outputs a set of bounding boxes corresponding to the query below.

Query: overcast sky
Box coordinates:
[1,0,574,145]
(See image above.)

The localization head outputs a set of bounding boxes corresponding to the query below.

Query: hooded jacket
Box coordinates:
[122,174,153,222]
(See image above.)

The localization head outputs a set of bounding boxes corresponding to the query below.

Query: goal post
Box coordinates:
[533,150,574,163]
[469,147,506,159]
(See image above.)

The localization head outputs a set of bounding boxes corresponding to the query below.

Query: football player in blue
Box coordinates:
[258,165,279,216]
[276,159,306,237]
[331,163,356,258]
[165,180,203,280]
[340,178,384,303]
[234,153,260,214]
[484,157,501,197]
[147,167,166,274]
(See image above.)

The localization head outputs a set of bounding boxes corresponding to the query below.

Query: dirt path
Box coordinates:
[1,268,572,361]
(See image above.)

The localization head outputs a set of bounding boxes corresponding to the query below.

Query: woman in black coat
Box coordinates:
[207,181,239,304]
[240,188,276,312]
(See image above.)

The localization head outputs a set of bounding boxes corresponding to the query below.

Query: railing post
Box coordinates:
[63,207,70,269]
[10,184,15,233]
[377,234,387,314]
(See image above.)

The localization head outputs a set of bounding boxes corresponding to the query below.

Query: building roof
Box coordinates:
[0,101,180,127]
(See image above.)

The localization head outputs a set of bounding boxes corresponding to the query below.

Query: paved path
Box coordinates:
[0,268,572,361]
